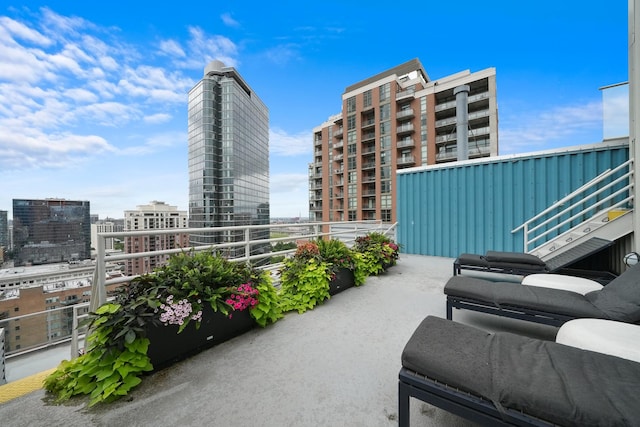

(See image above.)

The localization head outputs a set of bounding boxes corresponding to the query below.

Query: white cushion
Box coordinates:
[556,318,640,363]
[522,273,603,295]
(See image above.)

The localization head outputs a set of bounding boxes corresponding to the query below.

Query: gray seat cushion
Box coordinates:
[585,263,640,323]
[402,316,640,426]
[444,276,605,318]
[455,253,488,267]
[485,250,547,266]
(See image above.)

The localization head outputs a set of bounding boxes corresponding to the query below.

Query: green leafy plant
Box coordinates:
[249,273,283,327]
[278,239,369,313]
[279,256,332,313]
[316,238,366,286]
[44,250,281,406]
[43,303,153,406]
[353,232,400,275]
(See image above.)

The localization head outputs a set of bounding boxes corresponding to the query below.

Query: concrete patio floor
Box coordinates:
[0,254,558,427]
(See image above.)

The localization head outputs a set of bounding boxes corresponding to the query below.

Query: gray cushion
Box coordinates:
[484,251,547,266]
[444,276,605,318]
[402,316,640,426]
[585,263,640,323]
[455,253,488,267]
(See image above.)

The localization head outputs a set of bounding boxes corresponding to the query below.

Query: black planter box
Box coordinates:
[145,305,255,371]
[329,267,355,296]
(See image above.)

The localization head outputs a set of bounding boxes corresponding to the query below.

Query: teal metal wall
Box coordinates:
[396,141,629,258]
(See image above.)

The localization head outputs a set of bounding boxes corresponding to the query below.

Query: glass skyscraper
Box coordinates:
[12,199,91,266]
[188,60,269,255]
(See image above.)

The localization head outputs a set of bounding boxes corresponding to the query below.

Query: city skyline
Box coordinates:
[0,1,629,219]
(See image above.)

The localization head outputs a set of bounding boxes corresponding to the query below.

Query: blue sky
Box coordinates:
[0,1,630,220]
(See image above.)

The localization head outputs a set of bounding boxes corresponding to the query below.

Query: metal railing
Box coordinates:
[1,221,397,379]
[92,221,397,311]
[0,303,90,360]
[1,328,5,385]
[512,160,634,252]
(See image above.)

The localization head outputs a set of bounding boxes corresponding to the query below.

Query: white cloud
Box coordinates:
[269,173,309,217]
[263,44,300,65]
[602,85,629,139]
[0,130,114,170]
[184,26,238,68]
[0,16,51,46]
[270,127,312,156]
[159,39,185,58]
[64,87,98,103]
[144,113,173,124]
[270,173,309,194]
[221,13,240,28]
[118,131,187,155]
[499,100,603,154]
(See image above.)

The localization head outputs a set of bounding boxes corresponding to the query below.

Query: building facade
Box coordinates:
[12,199,91,266]
[0,210,7,261]
[123,201,189,276]
[0,262,123,353]
[91,219,124,252]
[187,60,270,255]
[310,59,498,223]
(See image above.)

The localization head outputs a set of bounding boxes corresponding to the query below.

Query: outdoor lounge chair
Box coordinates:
[453,251,550,276]
[445,261,640,326]
[453,238,615,281]
[398,315,640,426]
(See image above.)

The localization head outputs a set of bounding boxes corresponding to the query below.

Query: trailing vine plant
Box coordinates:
[44,250,282,406]
[43,303,153,406]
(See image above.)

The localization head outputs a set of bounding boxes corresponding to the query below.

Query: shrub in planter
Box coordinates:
[279,239,367,313]
[353,232,400,275]
[279,242,332,313]
[44,250,282,406]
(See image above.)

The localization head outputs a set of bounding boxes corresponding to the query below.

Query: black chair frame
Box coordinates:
[398,368,553,426]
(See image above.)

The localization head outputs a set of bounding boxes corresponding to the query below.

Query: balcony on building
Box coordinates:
[309,202,322,211]
[361,131,376,142]
[395,88,415,101]
[361,118,375,130]
[309,180,322,190]
[435,116,457,129]
[397,137,415,148]
[362,212,377,220]
[362,183,376,195]
[397,155,416,166]
[362,161,376,170]
[396,123,414,135]
[396,107,414,120]
[436,139,491,162]
[361,200,376,210]
[309,190,322,201]
[362,144,376,155]
[362,173,376,183]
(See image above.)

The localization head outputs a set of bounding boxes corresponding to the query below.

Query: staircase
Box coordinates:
[513,160,634,265]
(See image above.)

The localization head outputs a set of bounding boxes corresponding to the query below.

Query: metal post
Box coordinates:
[630,0,640,251]
[90,234,107,312]
[454,85,470,161]
[244,227,251,261]
[0,328,6,385]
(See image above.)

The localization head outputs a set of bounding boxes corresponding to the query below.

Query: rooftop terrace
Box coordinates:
[0,254,558,427]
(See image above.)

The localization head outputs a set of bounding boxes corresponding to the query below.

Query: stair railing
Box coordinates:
[512,159,633,253]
